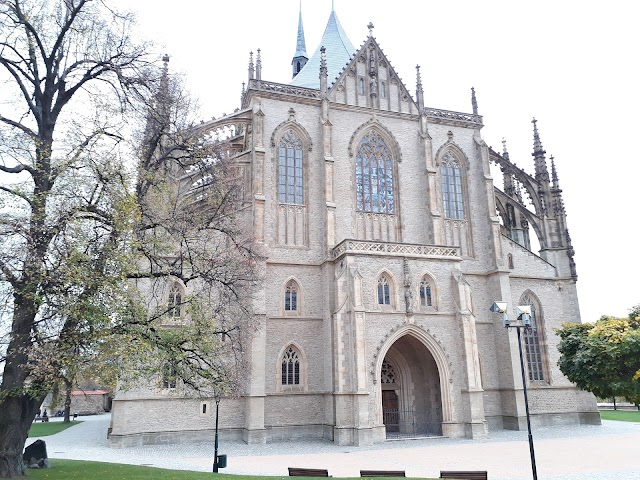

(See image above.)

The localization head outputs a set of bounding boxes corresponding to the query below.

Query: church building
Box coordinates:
[108,4,599,447]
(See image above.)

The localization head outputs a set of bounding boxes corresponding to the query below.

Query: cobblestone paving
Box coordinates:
[31,415,640,479]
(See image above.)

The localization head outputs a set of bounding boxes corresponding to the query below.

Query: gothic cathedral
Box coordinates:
[108,5,599,447]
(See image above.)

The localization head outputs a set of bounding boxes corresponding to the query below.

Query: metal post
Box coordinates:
[516,326,538,480]
[213,396,220,473]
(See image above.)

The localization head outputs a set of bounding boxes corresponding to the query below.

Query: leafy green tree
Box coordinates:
[0,1,259,477]
[556,305,640,404]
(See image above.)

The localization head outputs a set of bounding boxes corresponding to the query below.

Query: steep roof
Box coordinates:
[293,7,307,60]
[290,9,355,89]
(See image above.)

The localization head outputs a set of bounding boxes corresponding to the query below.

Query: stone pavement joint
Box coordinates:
[31,414,640,480]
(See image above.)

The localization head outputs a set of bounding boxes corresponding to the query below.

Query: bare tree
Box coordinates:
[0,1,259,477]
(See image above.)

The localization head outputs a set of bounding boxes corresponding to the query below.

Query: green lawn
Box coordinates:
[599,409,640,422]
[28,421,82,438]
[27,460,429,480]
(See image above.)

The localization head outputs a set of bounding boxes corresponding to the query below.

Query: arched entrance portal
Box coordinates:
[380,334,443,438]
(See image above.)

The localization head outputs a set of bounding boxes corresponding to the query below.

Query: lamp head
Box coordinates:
[517,305,532,326]
[489,301,508,314]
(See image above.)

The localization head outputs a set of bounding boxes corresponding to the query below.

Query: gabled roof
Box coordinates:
[290,9,355,89]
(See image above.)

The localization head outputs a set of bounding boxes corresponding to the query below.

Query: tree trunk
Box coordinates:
[0,394,43,477]
[64,380,72,423]
[0,297,44,477]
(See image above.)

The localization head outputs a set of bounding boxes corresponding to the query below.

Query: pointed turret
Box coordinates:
[416,65,424,110]
[531,118,550,184]
[290,5,356,89]
[248,51,255,81]
[256,49,262,80]
[471,87,478,115]
[550,155,559,190]
[292,2,308,78]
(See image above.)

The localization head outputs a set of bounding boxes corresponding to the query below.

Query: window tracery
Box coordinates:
[441,151,464,219]
[419,277,433,307]
[356,131,394,214]
[521,293,546,382]
[284,280,299,312]
[381,360,396,384]
[168,283,183,319]
[278,130,304,205]
[377,274,391,305]
[281,346,300,385]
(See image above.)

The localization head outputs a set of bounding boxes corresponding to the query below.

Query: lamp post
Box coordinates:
[490,302,538,480]
[212,390,221,473]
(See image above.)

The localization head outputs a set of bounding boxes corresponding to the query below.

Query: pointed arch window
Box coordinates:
[281,346,300,385]
[278,130,304,205]
[521,293,546,382]
[168,283,183,319]
[441,152,464,219]
[284,280,299,312]
[381,82,386,98]
[359,78,365,95]
[356,131,394,214]
[377,275,391,305]
[419,277,433,307]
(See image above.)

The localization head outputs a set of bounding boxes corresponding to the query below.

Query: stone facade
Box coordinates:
[108,7,599,448]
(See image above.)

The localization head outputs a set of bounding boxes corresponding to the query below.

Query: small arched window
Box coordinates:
[441,151,464,219]
[381,82,386,98]
[521,293,546,382]
[419,277,433,307]
[508,253,514,269]
[284,280,299,312]
[281,346,300,385]
[278,130,304,205]
[356,131,394,214]
[168,283,183,319]
[377,275,391,305]
[296,61,301,73]
[359,78,365,95]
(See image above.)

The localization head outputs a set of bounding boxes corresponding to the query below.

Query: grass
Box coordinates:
[28,421,82,438]
[599,409,640,422]
[27,460,431,480]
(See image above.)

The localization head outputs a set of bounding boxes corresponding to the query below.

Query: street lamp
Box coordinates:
[212,390,221,473]
[490,301,538,480]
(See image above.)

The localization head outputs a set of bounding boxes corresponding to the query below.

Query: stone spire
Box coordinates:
[501,138,516,198]
[320,46,328,93]
[241,81,246,107]
[416,65,424,110]
[531,118,550,184]
[256,49,262,80]
[248,51,254,81]
[471,87,478,115]
[291,1,309,78]
[550,155,559,190]
[501,137,509,160]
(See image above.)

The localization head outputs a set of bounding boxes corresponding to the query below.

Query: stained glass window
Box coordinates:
[278,130,304,204]
[284,280,298,311]
[377,275,391,305]
[521,294,545,382]
[441,152,464,219]
[419,277,433,307]
[281,346,300,385]
[356,131,394,214]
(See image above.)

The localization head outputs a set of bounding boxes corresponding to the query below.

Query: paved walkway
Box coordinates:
[32,415,640,479]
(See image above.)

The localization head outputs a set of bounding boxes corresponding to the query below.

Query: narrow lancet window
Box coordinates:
[356,131,394,214]
[441,152,464,219]
[284,280,299,312]
[377,275,391,305]
[278,130,304,204]
[521,294,545,382]
[420,278,433,307]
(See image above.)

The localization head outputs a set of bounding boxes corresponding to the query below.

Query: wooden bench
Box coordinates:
[440,471,487,480]
[360,470,406,477]
[288,467,329,477]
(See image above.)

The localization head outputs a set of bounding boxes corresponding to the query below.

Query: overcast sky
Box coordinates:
[118,0,640,322]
